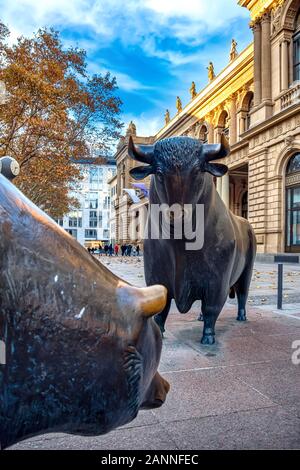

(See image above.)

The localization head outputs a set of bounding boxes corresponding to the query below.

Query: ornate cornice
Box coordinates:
[245,0,286,26]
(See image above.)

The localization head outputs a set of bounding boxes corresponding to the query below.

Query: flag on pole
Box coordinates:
[132,183,149,198]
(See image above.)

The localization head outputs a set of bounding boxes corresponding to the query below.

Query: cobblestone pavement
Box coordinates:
[11,256,300,450]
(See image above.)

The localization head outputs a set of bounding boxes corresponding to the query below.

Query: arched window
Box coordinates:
[286,153,300,252]
[217,110,229,141]
[293,10,300,81]
[223,113,229,140]
[199,124,208,143]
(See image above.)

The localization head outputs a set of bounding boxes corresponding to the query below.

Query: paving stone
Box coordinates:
[166,406,300,450]
[229,359,300,406]
[151,368,275,423]
[10,423,178,450]
[9,258,300,450]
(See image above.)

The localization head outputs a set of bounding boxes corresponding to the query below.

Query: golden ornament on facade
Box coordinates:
[230,39,238,61]
[176,96,182,114]
[164,109,170,125]
[207,62,215,82]
[190,81,197,99]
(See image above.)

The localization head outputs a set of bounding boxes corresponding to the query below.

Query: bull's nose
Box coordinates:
[141,373,170,409]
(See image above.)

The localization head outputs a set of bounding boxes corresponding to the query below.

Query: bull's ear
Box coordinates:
[204,162,228,177]
[130,165,153,180]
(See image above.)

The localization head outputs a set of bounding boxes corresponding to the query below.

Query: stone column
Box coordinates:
[208,123,214,143]
[281,40,289,91]
[252,21,262,106]
[289,37,294,84]
[239,114,246,134]
[221,174,230,208]
[229,95,237,145]
[214,127,222,143]
[261,13,272,102]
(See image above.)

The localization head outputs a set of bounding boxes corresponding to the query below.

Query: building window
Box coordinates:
[89,210,98,228]
[293,11,300,81]
[103,229,110,239]
[69,218,78,227]
[223,114,229,139]
[85,192,98,209]
[85,229,97,239]
[199,124,208,143]
[104,196,110,209]
[241,191,248,219]
[246,93,254,131]
[66,229,77,239]
[286,154,300,252]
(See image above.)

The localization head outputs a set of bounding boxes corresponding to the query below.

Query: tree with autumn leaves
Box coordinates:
[0,22,123,217]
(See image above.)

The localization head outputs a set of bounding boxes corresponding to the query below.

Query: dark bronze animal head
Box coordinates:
[128,135,230,205]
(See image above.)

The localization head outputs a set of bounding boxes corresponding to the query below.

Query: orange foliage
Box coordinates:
[0,25,122,217]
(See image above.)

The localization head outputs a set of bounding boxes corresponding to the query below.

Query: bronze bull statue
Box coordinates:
[0,163,169,449]
[128,135,256,345]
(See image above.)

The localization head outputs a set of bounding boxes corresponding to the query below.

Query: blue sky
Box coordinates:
[0,0,252,136]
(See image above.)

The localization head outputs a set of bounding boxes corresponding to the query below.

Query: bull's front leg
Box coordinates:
[200,299,225,345]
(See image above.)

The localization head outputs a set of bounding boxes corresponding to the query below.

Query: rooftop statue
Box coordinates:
[190,81,197,100]
[176,96,182,114]
[230,39,238,61]
[165,109,170,125]
[207,62,215,82]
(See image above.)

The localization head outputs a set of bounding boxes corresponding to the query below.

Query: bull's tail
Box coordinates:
[229,287,235,299]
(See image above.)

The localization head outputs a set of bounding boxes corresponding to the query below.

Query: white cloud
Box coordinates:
[87,62,154,93]
[0,0,250,60]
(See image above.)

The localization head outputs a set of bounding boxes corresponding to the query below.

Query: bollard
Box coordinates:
[0,156,20,181]
[277,263,283,310]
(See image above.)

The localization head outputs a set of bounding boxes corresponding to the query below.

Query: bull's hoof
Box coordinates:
[236,311,247,321]
[201,334,215,345]
[197,313,203,321]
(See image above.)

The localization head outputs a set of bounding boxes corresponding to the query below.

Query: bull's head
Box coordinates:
[128,135,229,205]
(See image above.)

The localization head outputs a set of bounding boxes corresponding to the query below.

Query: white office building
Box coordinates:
[56,159,116,247]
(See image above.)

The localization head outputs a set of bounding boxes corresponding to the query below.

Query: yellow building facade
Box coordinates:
[113,0,300,255]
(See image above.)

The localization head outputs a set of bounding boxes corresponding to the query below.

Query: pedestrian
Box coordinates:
[114,244,119,256]
[108,243,113,256]
[121,244,126,256]
[127,244,132,257]
[104,244,109,256]
[136,245,140,256]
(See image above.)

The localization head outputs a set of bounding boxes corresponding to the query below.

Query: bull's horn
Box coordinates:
[203,133,230,162]
[128,135,154,164]
[118,282,167,318]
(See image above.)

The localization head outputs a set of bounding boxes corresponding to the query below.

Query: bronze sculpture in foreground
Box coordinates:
[0,166,169,449]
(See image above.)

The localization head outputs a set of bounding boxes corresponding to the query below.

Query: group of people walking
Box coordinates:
[87,243,140,257]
